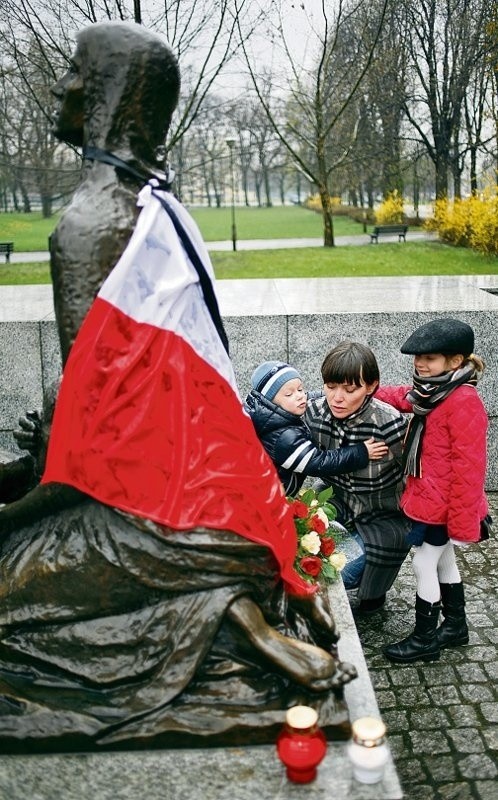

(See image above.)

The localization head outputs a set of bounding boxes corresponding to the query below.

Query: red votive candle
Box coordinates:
[276,705,327,783]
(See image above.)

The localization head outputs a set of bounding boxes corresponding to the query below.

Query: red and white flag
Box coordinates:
[42,184,312,595]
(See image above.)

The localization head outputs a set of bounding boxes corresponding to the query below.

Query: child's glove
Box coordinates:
[406,522,426,547]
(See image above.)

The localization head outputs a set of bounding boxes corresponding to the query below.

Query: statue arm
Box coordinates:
[0,482,85,536]
[0,455,38,503]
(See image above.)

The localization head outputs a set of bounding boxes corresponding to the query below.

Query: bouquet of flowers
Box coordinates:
[289,486,347,585]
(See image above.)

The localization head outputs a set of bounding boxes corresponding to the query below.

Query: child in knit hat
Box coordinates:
[245,360,387,498]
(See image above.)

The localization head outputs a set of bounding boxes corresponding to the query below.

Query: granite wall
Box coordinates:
[1,276,497,487]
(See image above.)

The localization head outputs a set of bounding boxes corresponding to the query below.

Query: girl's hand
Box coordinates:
[365,437,388,460]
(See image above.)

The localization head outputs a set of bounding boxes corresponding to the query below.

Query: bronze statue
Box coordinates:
[50,21,180,365]
[0,21,355,752]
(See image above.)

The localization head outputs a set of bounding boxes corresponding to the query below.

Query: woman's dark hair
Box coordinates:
[321,341,380,386]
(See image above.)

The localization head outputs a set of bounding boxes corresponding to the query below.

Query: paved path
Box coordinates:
[6,231,437,263]
[351,492,497,799]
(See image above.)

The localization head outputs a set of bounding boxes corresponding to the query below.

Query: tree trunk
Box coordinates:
[319,187,335,247]
[279,176,285,205]
[242,173,250,206]
[296,172,302,205]
[253,172,262,207]
[204,175,211,207]
[263,168,272,207]
[434,152,449,200]
[41,193,52,218]
[20,183,31,213]
[453,162,462,200]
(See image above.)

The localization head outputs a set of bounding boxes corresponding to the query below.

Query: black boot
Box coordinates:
[436,582,469,649]
[383,595,441,664]
[356,594,386,615]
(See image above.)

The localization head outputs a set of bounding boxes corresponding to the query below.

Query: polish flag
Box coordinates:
[42,183,313,595]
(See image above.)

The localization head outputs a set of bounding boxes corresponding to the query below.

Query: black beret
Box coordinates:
[400,318,474,357]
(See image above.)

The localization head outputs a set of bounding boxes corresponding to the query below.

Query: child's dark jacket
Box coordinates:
[245,390,369,497]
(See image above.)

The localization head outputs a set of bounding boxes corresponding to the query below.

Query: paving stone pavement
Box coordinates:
[349,492,498,800]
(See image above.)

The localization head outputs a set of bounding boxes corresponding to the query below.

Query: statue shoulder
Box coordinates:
[50,174,140,362]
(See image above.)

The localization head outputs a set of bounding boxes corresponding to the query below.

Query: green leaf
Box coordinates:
[300,488,315,505]
[323,505,337,521]
[317,486,334,503]
[320,562,339,583]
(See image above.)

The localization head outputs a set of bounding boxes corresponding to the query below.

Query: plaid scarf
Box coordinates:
[402,364,478,477]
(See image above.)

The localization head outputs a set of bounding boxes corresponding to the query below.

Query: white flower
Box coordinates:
[310,499,319,508]
[329,552,347,571]
[314,508,329,528]
[300,532,321,555]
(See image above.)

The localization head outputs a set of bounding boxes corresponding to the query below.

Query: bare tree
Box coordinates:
[231,86,284,207]
[0,34,80,215]
[399,0,496,199]
[482,7,498,189]
[0,0,259,213]
[356,1,408,200]
[175,92,233,206]
[237,0,389,246]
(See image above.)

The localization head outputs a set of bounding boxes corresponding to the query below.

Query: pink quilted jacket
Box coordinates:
[377,384,488,542]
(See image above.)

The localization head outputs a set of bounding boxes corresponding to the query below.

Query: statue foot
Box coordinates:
[228,595,337,692]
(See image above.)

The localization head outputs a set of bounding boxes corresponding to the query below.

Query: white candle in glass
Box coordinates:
[347,716,389,784]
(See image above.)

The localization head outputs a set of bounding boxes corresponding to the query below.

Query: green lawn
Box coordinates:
[0,212,58,252]
[211,242,497,278]
[0,241,496,286]
[189,205,363,240]
[0,261,52,284]
[0,206,363,252]
[0,206,496,284]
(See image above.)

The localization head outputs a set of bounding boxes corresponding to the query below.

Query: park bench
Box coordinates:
[0,242,14,263]
[370,225,408,243]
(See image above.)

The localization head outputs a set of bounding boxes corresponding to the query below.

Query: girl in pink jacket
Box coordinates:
[377,318,490,664]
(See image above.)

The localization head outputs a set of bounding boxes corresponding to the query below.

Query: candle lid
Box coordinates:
[351,716,386,746]
[285,705,318,729]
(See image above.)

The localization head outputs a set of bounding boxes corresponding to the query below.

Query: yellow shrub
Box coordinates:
[469,194,498,255]
[426,193,498,255]
[305,194,322,212]
[375,190,404,224]
[304,194,341,212]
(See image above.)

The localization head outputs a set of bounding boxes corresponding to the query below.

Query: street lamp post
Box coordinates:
[225,136,237,251]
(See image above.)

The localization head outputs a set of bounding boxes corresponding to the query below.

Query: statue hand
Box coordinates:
[13,410,42,457]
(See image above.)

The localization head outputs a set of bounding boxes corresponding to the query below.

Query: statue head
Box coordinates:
[51,21,180,169]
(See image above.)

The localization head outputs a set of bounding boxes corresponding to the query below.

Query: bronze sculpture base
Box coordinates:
[0,500,354,752]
